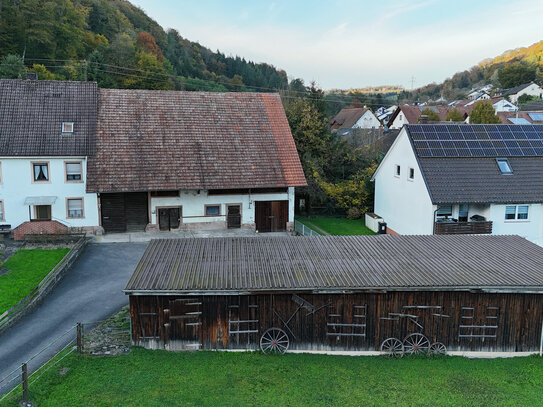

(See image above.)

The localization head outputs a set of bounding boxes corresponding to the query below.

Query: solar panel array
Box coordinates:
[407,124,543,157]
[528,113,543,122]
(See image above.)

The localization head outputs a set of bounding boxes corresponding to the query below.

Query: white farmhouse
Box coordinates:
[0,79,100,239]
[330,108,381,133]
[372,124,543,246]
[505,82,543,104]
[86,89,306,233]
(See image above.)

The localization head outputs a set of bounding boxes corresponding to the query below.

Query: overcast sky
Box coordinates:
[130,0,543,90]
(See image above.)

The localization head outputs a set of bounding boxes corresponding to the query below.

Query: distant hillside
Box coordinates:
[0,0,289,91]
[404,40,543,103]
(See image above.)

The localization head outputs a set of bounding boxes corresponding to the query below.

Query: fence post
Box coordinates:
[21,362,29,403]
[76,322,83,353]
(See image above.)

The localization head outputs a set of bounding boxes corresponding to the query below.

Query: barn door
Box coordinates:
[159,208,181,231]
[101,193,126,233]
[168,298,202,349]
[227,205,241,228]
[255,201,288,232]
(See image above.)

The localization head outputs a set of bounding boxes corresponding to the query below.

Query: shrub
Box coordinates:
[346,207,361,220]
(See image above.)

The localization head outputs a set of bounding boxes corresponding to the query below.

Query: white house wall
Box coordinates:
[509,84,543,103]
[354,111,381,129]
[149,187,294,226]
[389,111,408,129]
[489,203,543,244]
[373,129,434,234]
[0,157,99,228]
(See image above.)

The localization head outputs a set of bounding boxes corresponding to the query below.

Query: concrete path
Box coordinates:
[93,228,291,243]
[0,242,148,396]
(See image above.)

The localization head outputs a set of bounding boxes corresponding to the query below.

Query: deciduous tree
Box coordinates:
[470,101,501,124]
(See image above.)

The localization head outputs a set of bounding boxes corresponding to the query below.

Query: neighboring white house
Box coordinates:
[372,123,543,246]
[0,79,100,239]
[330,108,381,133]
[506,82,543,103]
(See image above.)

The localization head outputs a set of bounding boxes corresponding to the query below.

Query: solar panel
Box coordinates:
[407,124,543,157]
[508,118,531,125]
[528,113,543,122]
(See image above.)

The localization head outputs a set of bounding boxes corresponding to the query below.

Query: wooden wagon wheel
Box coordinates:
[380,337,404,357]
[403,333,430,354]
[260,328,289,354]
[429,342,447,355]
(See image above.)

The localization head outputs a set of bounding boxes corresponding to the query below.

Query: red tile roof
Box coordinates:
[86,90,306,192]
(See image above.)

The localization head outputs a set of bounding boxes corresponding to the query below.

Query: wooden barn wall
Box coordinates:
[129,291,543,352]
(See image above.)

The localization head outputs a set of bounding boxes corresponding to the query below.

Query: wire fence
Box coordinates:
[0,313,131,405]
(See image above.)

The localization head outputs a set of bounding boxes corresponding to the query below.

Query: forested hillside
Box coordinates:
[405,40,543,102]
[0,0,288,91]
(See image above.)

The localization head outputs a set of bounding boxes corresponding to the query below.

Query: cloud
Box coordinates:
[148,0,543,89]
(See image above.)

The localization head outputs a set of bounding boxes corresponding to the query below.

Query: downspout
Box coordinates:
[432,207,438,235]
[540,316,543,356]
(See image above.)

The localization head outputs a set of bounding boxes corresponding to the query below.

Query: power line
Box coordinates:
[2,60,402,106]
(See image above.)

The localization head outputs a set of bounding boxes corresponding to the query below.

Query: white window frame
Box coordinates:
[0,200,4,221]
[408,167,415,180]
[62,122,74,133]
[505,205,529,221]
[394,165,401,177]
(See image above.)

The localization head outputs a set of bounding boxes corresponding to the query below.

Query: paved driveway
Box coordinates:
[0,242,148,396]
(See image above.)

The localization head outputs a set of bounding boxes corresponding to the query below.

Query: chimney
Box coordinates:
[419,115,428,124]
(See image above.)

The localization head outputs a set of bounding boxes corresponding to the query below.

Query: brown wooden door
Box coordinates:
[159,208,181,231]
[101,193,126,233]
[101,192,148,233]
[227,205,241,228]
[255,201,288,232]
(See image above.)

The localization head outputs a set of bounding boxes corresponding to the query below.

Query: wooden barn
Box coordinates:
[124,235,543,355]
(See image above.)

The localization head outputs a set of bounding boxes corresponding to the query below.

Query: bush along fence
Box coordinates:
[294,220,321,236]
[0,315,131,405]
[0,237,89,335]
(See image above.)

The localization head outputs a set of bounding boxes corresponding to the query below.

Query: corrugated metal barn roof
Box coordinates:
[124,235,543,294]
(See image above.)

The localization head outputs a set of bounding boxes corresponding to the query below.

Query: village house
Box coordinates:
[0,80,306,237]
[497,111,543,125]
[86,89,306,234]
[505,82,543,104]
[387,105,470,129]
[372,124,543,246]
[0,79,100,239]
[329,107,381,134]
[125,235,543,355]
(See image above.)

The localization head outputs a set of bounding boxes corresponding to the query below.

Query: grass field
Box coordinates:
[297,217,376,236]
[0,248,69,313]
[3,349,543,406]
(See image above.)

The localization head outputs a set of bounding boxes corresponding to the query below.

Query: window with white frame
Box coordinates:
[62,122,74,133]
[0,200,4,221]
[67,198,84,218]
[408,167,415,180]
[395,165,400,177]
[65,162,82,181]
[505,205,529,220]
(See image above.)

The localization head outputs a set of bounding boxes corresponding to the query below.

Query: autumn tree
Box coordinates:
[498,62,537,88]
[419,108,440,122]
[470,101,501,124]
[446,109,465,122]
[136,31,163,61]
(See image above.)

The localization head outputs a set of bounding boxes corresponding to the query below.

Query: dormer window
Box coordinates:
[62,122,74,133]
[496,158,512,174]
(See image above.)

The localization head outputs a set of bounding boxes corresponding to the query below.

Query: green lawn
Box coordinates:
[3,349,543,406]
[297,217,376,236]
[0,248,69,314]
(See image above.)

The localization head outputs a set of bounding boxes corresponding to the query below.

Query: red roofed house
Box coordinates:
[86,89,306,233]
[329,108,381,133]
